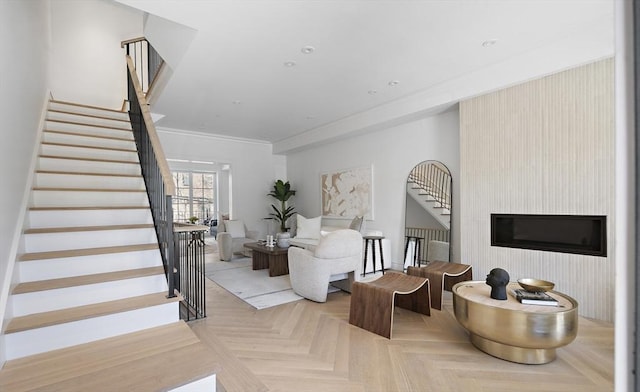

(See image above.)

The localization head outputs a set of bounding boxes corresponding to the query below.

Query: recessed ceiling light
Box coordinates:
[368,90,377,95]
[482,39,498,47]
[232,100,241,105]
[388,80,400,86]
[301,46,315,54]
[284,61,296,67]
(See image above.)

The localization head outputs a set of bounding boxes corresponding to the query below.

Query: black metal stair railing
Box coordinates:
[173,226,207,320]
[408,162,451,211]
[125,48,206,320]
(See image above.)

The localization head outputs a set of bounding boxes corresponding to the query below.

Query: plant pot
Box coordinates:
[276,231,291,248]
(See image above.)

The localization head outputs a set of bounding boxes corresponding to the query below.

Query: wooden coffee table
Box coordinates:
[243,242,290,277]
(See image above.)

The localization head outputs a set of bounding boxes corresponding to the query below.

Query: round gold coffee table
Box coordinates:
[453,281,578,364]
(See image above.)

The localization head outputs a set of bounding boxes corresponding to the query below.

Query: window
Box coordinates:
[172,171,216,223]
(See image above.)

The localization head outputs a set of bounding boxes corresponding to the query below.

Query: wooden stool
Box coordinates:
[362,235,385,276]
[349,271,431,339]
[407,261,472,310]
[403,235,423,267]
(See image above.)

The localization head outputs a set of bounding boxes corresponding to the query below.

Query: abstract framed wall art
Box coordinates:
[320,166,373,219]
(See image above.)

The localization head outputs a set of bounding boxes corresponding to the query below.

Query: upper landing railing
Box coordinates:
[408,162,451,211]
[122,37,164,96]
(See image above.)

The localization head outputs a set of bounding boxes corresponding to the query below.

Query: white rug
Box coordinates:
[204,257,304,309]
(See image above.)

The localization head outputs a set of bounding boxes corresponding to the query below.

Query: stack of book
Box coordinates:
[512,289,559,306]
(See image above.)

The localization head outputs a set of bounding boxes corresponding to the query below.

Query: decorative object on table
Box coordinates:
[265,235,275,247]
[512,289,559,306]
[321,166,373,219]
[188,216,199,224]
[276,231,291,248]
[517,278,555,292]
[485,268,510,300]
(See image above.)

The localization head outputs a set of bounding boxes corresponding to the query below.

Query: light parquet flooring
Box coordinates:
[191,265,614,392]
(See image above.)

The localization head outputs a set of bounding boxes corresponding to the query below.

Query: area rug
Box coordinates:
[204,258,304,309]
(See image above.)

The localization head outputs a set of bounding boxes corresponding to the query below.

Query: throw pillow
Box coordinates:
[349,216,364,232]
[225,220,246,238]
[295,214,322,239]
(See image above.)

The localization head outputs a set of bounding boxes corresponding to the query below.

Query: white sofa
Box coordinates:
[288,214,391,274]
[288,229,363,303]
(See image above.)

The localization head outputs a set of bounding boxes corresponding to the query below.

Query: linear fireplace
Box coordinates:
[491,214,607,257]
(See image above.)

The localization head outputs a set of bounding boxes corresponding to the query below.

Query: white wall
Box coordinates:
[460,59,614,321]
[405,196,445,230]
[50,0,142,109]
[157,129,279,238]
[287,109,460,270]
[0,0,51,365]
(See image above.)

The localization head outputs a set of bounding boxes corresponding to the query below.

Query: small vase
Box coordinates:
[276,231,291,248]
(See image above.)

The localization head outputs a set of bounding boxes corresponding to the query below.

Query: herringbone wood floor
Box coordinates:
[190,271,613,392]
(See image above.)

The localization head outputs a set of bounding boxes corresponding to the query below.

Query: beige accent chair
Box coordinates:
[427,240,450,263]
[217,218,258,261]
[288,229,363,303]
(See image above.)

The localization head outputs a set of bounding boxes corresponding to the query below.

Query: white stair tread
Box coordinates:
[45,118,132,132]
[30,205,149,211]
[41,141,137,153]
[47,108,131,124]
[44,129,134,142]
[19,243,159,261]
[36,170,141,178]
[5,292,179,334]
[38,155,139,165]
[0,321,219,392]
[24,223,153,234]
[12,266,165,295]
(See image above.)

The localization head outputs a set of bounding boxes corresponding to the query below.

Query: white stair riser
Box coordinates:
[34,172,145,190]
[49,102,129,121]
[40,144,138,162]
[43,131,136,150]
[28,208,153,228]
[47,110,132,129]
[32,190,149,207]
[24,228,157,252]
[38,157,141,176]
[5,302,179,360]
[19,249,162,282]
[45,120,133,140]
[11,275,168,317]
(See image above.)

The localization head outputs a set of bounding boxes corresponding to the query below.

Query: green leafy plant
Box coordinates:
[188,216,199,224]
[268,180,296,232]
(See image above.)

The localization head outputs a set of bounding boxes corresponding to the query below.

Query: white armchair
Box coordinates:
[288,229,363,303]
[217,219,259,261]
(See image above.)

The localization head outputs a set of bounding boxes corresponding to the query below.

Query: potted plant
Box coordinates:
[188,216,199,224]
[268,180,296,247]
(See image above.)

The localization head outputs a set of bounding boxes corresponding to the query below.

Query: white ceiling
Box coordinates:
[115,0,614,148]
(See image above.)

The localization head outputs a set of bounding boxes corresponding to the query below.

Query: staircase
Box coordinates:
[0,100,217,391]
[406,182,451,230]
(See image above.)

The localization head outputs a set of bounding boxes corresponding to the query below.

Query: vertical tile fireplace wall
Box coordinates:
[459,58,615,321]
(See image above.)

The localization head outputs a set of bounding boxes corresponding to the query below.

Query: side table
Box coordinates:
[362,235,385,276]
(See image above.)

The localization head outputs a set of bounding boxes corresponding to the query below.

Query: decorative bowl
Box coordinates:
[518,278,555,293]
